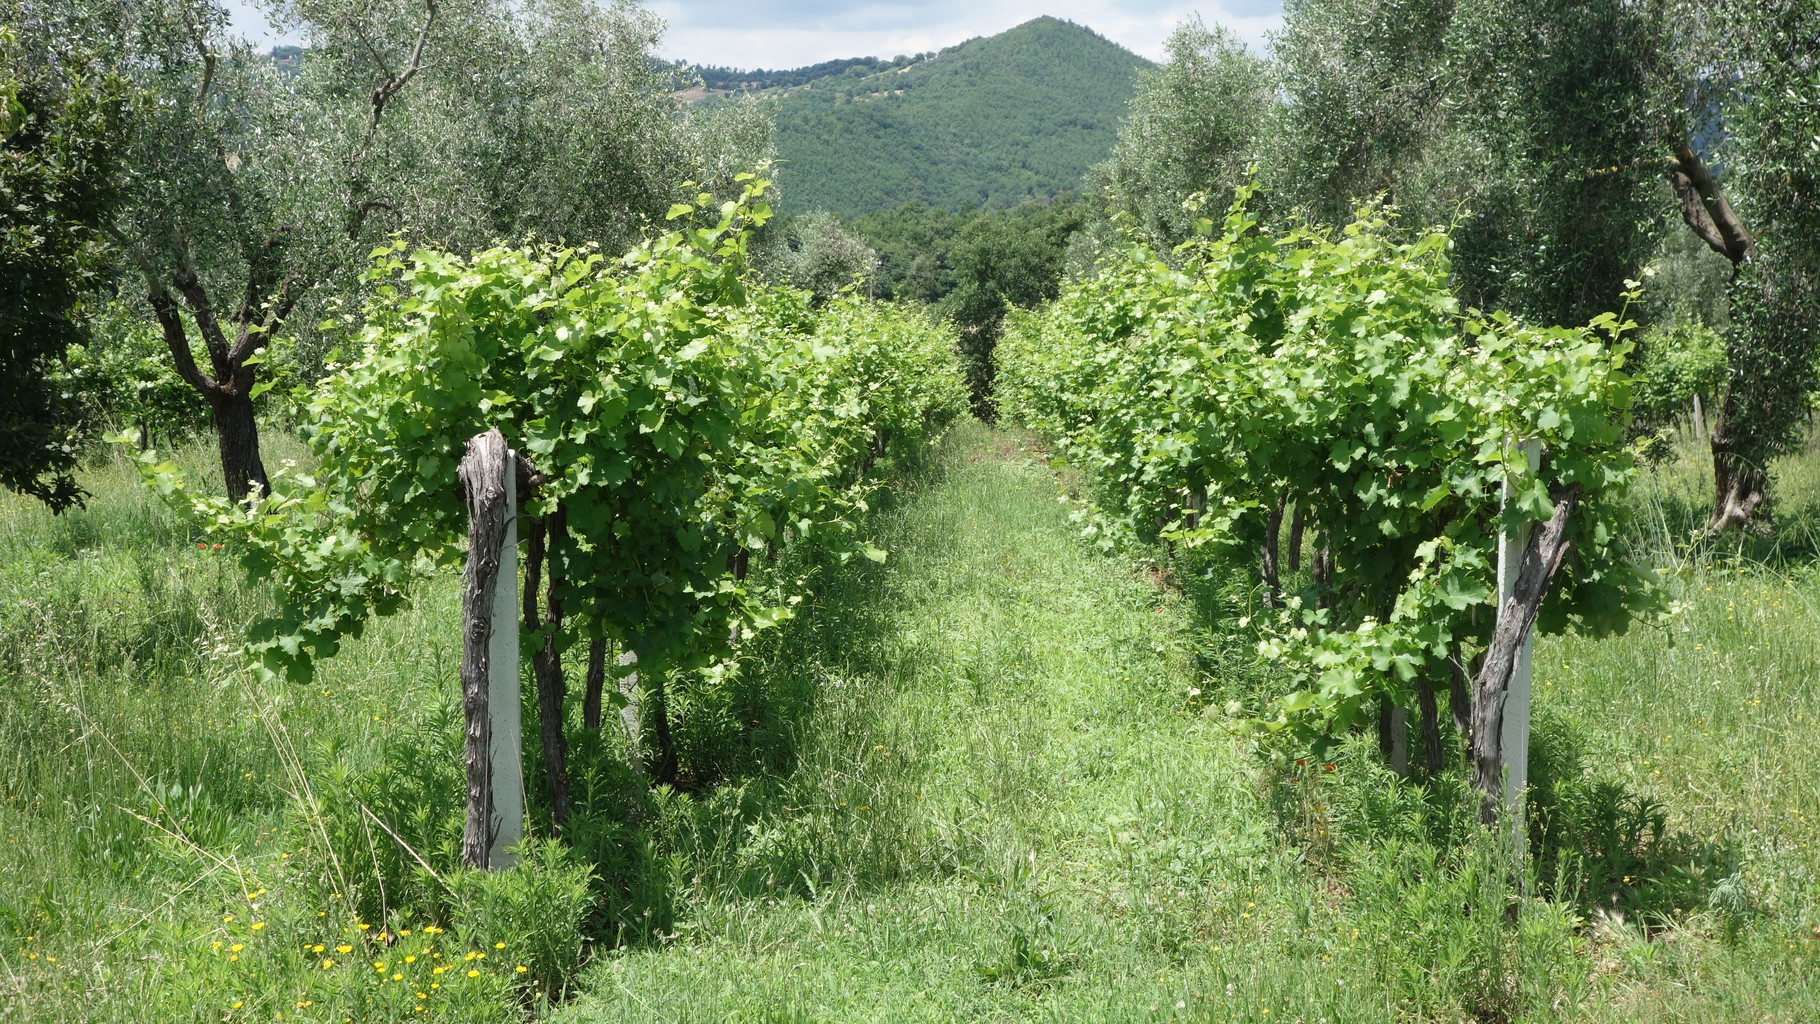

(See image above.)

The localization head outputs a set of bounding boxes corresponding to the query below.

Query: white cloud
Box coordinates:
[651,2,1284,69]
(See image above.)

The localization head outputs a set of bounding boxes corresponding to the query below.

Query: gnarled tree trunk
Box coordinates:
[617,646,645,772]
[583,636,607,732]
[1707,396,1769,533]
[1261,492,1286,608]
[1666,139,1772,533]
[208,386,270,502]
[144,277,279,503]
[1416,677,1443,774]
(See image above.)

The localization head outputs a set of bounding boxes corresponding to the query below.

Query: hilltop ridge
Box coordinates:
[685,17,1152,215]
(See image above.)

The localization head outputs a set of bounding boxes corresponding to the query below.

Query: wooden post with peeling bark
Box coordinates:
[1493,441,1540,835]
[1471,441,1580,862]
[458,428,524,869]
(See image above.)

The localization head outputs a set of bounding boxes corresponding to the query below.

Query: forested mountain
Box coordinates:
[699,17,1150,216]
[689,53,934,93]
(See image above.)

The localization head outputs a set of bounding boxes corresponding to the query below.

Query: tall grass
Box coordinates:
[0,440,566,1021]
[2,424,1817,1022]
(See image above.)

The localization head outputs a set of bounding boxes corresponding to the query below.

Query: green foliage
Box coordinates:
[1258,0,1662,329]
[447,838,595,1000]
[937,198,1085,411]
[1639,226,1734,332]
[998,183,1651,748]
[1264,0,1455,228]
[1714,258,1820,480]
[1441,0,1664,327]
[1700,0,1820,487]
[1082,17,1272,255]
[848,200,973,304]
[132,176,967,689]
[298,710,467,927]
[51,303,218,447]
[282,0,773,258]
[0,20,132,511]
[766,17,1148,216]
[4,424,1820,1021]
[849,195,1085,311]
[690,52,933,93]
[1346,830,1591,1020]
[1631,319,1726,429]
[774,210,877,303]
[24,0,777,502]
[843,196,1086,411]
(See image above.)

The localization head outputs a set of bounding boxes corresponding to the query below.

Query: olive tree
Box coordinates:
[1651,0,1820,530]
[1083,17,1272,254]
[776,211,877,304]
[87,0,771,502]
[1267,0,1662,329]
[1264,0,1455,227]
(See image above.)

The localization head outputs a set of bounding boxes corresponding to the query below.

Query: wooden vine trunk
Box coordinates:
[617,647,644,772]
[1260,493,1286,608]
[522,506,573,829]
[1286,504,1306,573]
[1447,643,1472,741]
[583,636,607,731]
[458,429,523,869]
[1707,397,1770,533]
[1416,678,1443,774]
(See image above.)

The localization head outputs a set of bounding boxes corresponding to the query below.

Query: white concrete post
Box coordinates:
[485,458,524,868]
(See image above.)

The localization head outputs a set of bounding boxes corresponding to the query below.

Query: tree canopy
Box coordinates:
[0,18,131,511]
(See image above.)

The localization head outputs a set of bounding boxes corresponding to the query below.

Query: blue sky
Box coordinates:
[223,1,1284,68]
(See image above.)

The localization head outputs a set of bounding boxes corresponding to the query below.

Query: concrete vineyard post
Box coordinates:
[487,452,524,867]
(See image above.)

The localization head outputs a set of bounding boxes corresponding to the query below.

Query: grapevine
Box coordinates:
[133,173,967,797]
[997,183,1654,760]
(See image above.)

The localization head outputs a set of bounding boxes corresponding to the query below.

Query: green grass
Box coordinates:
[0,441,523,1021]
[1,424,1817,1022]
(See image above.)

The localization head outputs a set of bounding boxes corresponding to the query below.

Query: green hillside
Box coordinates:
[762,17,1150,215]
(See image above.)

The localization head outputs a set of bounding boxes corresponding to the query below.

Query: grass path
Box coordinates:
[558,421,1383,1022]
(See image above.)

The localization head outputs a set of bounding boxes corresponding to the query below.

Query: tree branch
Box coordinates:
[102,223,223,398]
[147,286,223,399]
[347,198,400,241]
[182,10,216,111]
[167,239,236,383]
[1666,140,1756,267]
[370,0,438,126]
[347,0,438,240]
[227,228,293,364]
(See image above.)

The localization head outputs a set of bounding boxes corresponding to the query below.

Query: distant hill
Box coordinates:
[687,18,1151,216]
[691,53,936,93]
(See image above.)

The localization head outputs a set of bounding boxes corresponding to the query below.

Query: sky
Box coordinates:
[222,1,1284,67]
[648,1,1284,69]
